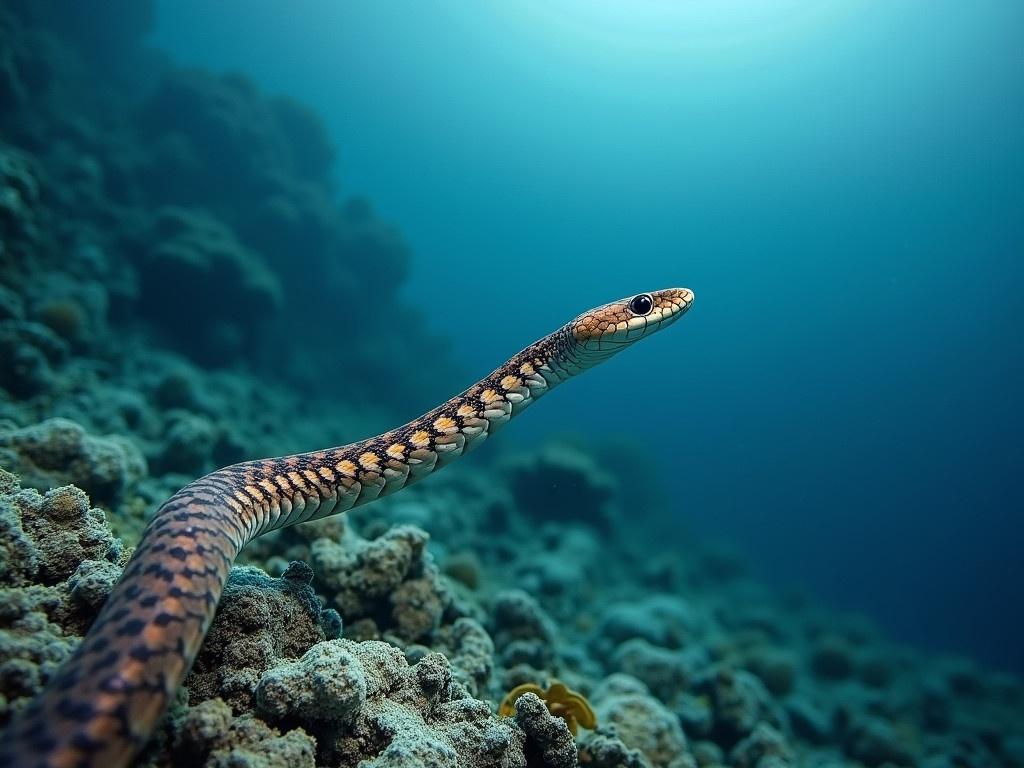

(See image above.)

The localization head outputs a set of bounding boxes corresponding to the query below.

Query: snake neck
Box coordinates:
[251,324,590,534]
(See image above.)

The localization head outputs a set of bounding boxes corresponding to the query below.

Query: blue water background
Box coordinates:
[152,1,1024,672]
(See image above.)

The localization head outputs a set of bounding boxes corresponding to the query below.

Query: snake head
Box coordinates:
[570,287,694,354]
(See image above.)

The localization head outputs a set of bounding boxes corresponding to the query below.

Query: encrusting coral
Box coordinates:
[592,674,694,768]
[512,692,578,768]
[500,444,618,531]
[498,679,597,737]
[184,561,341,713]
[310,523,450,644]
[1,4,1023,767]
[0,469,126,725]
[0,418,146,506]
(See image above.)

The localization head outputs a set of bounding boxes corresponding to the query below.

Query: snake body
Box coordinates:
[0,288,693,768]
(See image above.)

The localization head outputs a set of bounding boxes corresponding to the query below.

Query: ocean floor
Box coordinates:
[1,3,1023,767]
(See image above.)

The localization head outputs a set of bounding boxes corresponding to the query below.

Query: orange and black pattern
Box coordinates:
[0,288,693,768]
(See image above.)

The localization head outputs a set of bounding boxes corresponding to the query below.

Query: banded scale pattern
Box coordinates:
[0,288,693,768]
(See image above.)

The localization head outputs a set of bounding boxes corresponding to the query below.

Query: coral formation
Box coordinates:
[137,207,283,362]
[0,470,125,725]
[513,692,578,768]
[499,679,596,737]
[592,674,695,768]
[1,3,1022,768]
[501,443,618,530]
[186,561,341,713]
[0,418,146,505]
[310,524,450,644]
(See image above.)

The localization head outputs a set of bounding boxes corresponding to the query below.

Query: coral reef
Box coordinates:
[137,207,283,362]
[1,408,1022,768]
[0,418,146,506]
[513,692,578,768]
[499,680,596,737]
[309,523,451,644]
[1,3,1022,768]
[592,675,694,768]
[501,443,618,531]
[186,561,341,713]
[0,470,125,725]
[0,0,455,415]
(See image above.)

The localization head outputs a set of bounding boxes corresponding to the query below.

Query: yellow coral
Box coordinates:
[498,679,597,736]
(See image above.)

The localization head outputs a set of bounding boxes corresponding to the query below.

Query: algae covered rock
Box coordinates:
[843,716,915,767]
[0,143,44,261]
[182,708,317,768]
[248,636,526,768]
[138,207,283,363]
[730,723,794,768]
[594,594,699,657]
[157,408,216,474]
[491,588,558,671]
[432,617,495,697]
[186,561,341,713]
[167,566,520,767]
[501,443,617,530]
[1,475,122,585]
[256,639,367,725]
[311,524,450,643]
[0,594,78,726]
[593,674,694,768]
[810,634,856,681]
[29,272,109,350]
[329,645,525,768]
[743,646,798,697]
[513,691,578,768]
[0,417,145,505]
[690,664,785,747]
[66,557,121,610]
[0,472,37,585]
[611,638,694,705]
[0,471,124,724]
[172,698,235,759]
[578,730,650,768]
[0,320,67,397]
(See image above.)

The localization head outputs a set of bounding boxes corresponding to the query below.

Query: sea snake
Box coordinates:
[1,287,694,768]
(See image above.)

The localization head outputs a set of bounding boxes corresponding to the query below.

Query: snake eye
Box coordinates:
[628,293,654,316]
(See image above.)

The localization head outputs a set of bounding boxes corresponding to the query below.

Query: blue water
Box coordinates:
[153,1,1024,672]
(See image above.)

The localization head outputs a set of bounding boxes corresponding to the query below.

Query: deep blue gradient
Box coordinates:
[153,1,1024,672]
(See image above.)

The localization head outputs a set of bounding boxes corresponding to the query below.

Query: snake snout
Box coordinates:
[650,287,694,325]
[661,287,694,311]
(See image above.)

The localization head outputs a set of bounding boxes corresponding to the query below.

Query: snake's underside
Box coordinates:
[0,287,693,768]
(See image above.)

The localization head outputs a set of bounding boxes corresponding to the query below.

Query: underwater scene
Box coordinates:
[0,1,1021,767]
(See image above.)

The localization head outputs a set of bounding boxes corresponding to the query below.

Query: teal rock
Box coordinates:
[0,418,145,505]
[256,639,366,725]
[513,691,577,768]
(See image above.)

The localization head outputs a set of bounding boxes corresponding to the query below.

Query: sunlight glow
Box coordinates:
[490,0,864,63]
